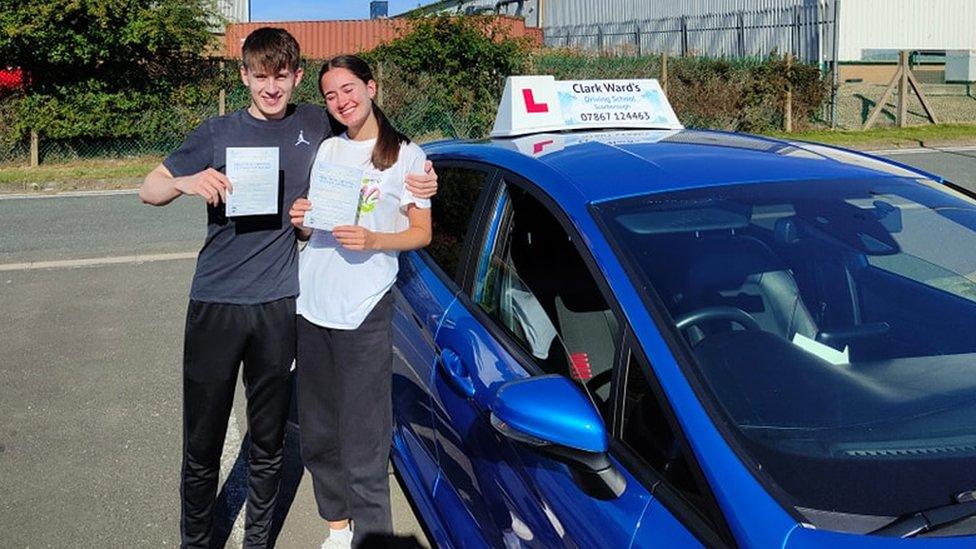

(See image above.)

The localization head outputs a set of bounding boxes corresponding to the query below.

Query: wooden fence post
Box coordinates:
[30,129,39,168]
[375,63,384,108]
[784,53,793,133]
[218,61,226,116]
[896,50,908,127]
[661,51,669,95]
[864,50,939,129]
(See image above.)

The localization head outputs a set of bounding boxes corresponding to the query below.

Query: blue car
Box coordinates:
[388,80,976,547]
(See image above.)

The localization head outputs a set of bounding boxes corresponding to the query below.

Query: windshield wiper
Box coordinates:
[871,491,976,537]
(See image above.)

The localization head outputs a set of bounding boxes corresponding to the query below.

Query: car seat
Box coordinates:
[682,233,818,341]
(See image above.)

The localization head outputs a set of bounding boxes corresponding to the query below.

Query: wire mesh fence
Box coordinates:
[3,50,973,168]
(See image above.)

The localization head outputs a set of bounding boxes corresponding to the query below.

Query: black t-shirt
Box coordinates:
[163,104,332,304]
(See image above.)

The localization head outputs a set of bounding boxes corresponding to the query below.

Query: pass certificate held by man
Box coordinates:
[226,146,280,216]
[305,161,363,230]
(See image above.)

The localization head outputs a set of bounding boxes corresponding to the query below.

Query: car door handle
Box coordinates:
[439,348,476,398]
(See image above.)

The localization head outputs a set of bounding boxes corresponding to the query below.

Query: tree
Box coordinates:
[0,0,218,94]
[0,0,222,144]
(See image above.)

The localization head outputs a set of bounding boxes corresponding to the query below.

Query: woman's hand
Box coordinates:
[333,225,378,251]
[289,198,312,230]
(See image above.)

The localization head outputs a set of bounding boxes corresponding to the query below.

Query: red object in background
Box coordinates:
[569,352,593,381]
[0,68,25,91]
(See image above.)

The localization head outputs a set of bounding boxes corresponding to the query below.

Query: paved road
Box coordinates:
[875,146,976,193]
[0,193,428,548]
[1,147,974,548]
[0,192,203,264]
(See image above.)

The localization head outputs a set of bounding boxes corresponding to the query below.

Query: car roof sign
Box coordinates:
[491,75,684,137]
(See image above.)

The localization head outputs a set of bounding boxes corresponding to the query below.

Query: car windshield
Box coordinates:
[597,177,976,532]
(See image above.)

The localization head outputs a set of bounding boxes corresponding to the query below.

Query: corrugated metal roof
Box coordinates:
[223,16,542,59]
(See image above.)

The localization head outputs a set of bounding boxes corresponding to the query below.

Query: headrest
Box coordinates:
[687,236,785,289]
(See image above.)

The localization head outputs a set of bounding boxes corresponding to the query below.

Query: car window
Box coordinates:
[426,165,491,282]
[857,192,976,302]
[472,182,619,410]
[621,350,702,503]
[620,348,729,544]
[597,177,976,529]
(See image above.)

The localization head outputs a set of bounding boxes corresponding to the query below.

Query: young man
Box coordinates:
[139,28,436,548]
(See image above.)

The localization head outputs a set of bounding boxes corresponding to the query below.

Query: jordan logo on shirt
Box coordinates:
[295,130,310,146]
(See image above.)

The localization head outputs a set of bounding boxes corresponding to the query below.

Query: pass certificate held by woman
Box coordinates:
[305,161,363,230]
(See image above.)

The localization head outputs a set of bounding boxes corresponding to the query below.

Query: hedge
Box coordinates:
[0,15,832,159]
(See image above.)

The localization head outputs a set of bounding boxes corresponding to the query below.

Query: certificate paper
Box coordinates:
[305,162,363,231]
[225,147,279,217]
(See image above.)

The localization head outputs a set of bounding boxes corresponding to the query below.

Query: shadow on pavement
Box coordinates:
[212,434,249,548]
[212,377,306,547]
[209,378,424,548]
[359,533,426,548]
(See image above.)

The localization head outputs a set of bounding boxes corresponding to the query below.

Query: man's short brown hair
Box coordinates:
[241,27,301,72]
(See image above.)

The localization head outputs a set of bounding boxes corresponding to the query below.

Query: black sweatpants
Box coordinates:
[296,293,394,547]
[181,297,295,549]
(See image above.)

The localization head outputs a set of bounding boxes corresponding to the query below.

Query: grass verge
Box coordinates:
[764,123,976,149]
[0,157,161,193]
[3,124,976,194]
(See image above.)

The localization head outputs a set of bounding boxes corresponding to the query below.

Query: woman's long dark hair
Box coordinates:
[319,55,409,171]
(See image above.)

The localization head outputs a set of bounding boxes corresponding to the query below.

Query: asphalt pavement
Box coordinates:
[0,193,428,548]
[875,146,976,193]
[1,146,975,548]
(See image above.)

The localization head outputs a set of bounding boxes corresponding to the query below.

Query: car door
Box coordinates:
[391,164,496,524]
[430,176,676,547]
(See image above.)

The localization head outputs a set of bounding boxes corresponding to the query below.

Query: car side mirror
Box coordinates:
[489,375,626,499]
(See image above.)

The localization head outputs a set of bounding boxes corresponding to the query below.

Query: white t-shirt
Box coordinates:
[297,133,430,329]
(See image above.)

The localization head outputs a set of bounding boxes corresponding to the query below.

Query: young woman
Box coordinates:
[288,55,432,549]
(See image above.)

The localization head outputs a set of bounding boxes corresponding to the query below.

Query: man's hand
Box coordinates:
[332,225,378,251]
[174,168,233,206]
[289,198,312,230]
[405,160,438,199]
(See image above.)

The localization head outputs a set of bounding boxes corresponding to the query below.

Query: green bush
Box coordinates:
[529,51,830,132]
[0,14,832,162]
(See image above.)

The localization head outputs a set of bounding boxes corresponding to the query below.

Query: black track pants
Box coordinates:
[295,293,394,547]
[180,297,295,549]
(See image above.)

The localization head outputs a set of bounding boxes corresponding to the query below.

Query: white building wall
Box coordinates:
[839,0,976,61]
[216,0,249,24]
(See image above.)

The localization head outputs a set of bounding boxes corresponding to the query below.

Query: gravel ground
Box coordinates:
[835,82,976,130]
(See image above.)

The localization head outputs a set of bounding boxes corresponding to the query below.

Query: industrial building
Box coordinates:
[403,0,976,70]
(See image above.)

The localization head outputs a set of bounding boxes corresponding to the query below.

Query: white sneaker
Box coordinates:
[320,523,353,549]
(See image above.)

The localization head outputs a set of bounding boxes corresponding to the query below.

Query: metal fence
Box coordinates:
[0,61,481,167]
[544,2,838,67]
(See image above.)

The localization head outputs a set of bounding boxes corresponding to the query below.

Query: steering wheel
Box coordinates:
[674,306,761,332]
